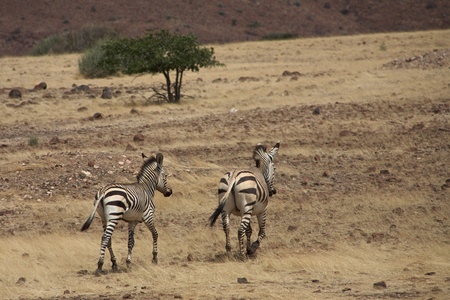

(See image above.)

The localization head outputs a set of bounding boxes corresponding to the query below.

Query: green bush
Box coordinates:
[29,24,122,56]
[260,33,298,41]
[28,136,39,146]
[78,40,114,78]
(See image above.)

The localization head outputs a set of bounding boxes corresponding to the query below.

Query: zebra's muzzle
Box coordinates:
[163,189,173,197]
[269,188,277,197]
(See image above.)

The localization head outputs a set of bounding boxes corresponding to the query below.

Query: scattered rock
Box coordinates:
[313,107,320,115]
[238,76,259,82]
[425,272,436,276]
[187,253,194,261]
[392,207,404,216]
[49,136,60,145]
[126,144,137,151]
[16,277,26,285]
[93,112,103,119]
[282,70,302,76]
[373,281,387,289]
[63,290,70,294]
[133,134,144,142]
[42,93,54,98]
[77,106,88,112]
[342,287,351,292]
[122,293,132,299]
[287,225,298,232]
[9,89,22,98]
[130,108,139,114]
[72,84,92,93]
[380,169,390,175]
[34,82,47,90]
[101,88,113,99]
[237,277,249,284]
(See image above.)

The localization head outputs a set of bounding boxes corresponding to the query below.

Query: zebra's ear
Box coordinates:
[156,153,164,166]
[269,142,280,157]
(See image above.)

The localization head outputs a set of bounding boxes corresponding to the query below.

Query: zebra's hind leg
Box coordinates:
[221,212,232,258]
[245,222,253,255]
[249,211,267,254]
[107,238,119,272]
[97,220,118,274]
[237,213,251,260]
[143,212,159,264]
[126,222,138,267]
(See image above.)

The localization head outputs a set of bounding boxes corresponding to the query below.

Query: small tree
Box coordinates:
[99,30,223,103]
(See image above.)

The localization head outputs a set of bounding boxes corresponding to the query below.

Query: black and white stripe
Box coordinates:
[81,153,172,273]
[209,142,280,258]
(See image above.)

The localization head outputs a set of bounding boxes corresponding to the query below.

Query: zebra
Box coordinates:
[209,142,280,258]
[81,153,172,273]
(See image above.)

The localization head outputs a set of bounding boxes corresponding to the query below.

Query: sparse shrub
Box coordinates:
[247,21,261,28]
[78,40,113,78]
[293,1,300,7]
[260,32,298,41]
[28,24,122,56]
[218,11,225,16]
[380,44,387,51]
[28,136,38,146]
[340,9,350,15]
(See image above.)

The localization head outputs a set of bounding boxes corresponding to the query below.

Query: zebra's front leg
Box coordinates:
[237,213,251,259]
[221,212,232,258]
[143,213,159,264]
[126,222,138,267]
[249,211,267,254]
[97,220,118,274]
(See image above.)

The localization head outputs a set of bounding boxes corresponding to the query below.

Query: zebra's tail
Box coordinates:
[209,177,235,227]
[80,193,104,232]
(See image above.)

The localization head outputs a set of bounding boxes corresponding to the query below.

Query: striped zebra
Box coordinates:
[81,153,172,273]
[209,142,280,258]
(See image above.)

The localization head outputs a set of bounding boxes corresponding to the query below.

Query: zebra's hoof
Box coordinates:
[111,265,119,273]
[152,259,158,264]
[248,241,260,254]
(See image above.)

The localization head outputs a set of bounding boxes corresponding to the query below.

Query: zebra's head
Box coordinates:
[140,153,173,197]
[253,142,280,196]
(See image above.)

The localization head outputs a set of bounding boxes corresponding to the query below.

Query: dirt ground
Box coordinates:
[0,30,449,299]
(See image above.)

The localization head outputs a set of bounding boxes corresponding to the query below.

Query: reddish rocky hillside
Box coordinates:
[1,0,449,57]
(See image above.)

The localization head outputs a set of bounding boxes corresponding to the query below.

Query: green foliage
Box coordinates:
[78,41,112,78]
[379,44,387,51]
[96,30,224,103]
[247,21,261,28]
[260,33,298,41]
[28,24,122,56]
[28,136,39,146]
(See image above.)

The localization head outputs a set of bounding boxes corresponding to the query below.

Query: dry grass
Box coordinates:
[0,30,449,299]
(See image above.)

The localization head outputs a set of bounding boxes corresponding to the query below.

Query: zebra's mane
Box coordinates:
[253,144,267,168]
[136,156,158,182]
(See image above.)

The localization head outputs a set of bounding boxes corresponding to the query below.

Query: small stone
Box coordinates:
[313,107,320,115]
[133,134,144,142]
[373,281,387,289]
[16,277,26,285]
[93,112,103,119]
[49,136,60,145]
[101,88,113,99]
[34,82,47,90]
[237,277,249,284]
[126,144,137,151]
[9,89,22,99]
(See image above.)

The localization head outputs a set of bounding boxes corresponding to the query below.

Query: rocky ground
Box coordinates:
[0,30,449,299]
